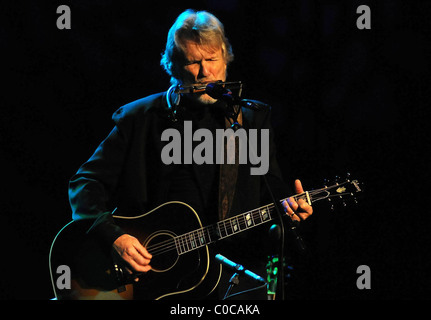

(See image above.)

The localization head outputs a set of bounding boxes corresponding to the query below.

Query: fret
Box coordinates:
[217,221,229,239]
[181,234,189,252]
[216,223,221,237]
[227,219,232,235]
[204,227,211,243]
[189,232,196,249]
[178,235,186,254]
[236,215,241,231]
[217,223,224,238]
[229,216,236,232]
[176,236,182,254]
[231,217,239,233]
[223,220,229,237]
[239,214,246,230]
[174,237,182,255]
[197,229,205,246]
[180,235,189,253]
[206,226,213,243]
[184,234,190,252]
[254,209,263,224]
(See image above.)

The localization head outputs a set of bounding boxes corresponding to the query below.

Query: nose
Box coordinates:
[197,61,210,79]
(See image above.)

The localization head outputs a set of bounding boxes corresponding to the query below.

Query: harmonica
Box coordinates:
[174,81,243,94]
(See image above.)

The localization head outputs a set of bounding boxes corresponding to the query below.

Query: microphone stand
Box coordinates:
[224,272,240,300]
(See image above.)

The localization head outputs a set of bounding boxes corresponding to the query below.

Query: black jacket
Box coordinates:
[69,92,288,248]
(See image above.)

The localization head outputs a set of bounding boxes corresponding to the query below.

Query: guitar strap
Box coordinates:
[218,106,243,220]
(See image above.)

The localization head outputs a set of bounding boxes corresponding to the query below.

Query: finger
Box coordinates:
[296,199,313,220]
[297,198,308,211]
[124,237,152,265]
[286,198,312,221]
[296,210,310,220]
[294,179,304,194]
[287,197,299,212]
[121,244,151,271]
[127,257,152,274]
[130,248,152,267]
[282,200,300,222]
[134,242,152,260]
[282,199,293,214]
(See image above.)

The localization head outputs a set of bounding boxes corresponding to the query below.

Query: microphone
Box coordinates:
[215,254,266,283]
[205,82,262,111]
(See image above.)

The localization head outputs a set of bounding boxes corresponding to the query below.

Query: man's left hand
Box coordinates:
[282,179,313,222]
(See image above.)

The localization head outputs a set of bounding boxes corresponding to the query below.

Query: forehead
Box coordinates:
[182,40,223,60]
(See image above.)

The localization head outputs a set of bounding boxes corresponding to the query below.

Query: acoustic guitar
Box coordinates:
[49,177,362,300]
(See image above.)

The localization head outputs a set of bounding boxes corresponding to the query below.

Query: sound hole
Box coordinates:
[144,231,179,273]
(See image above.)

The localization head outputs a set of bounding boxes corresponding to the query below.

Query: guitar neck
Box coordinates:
[174,193,310,255]
[169,179,361,256]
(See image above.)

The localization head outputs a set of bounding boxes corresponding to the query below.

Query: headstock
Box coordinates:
[310,173,363,210]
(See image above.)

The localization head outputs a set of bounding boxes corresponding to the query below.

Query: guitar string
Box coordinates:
[145,184,349,256]
[146,191,316,256]
[145,195,300,256]
[146,209,271,256]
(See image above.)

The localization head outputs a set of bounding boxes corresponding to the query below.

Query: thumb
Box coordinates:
[294,179,304,194]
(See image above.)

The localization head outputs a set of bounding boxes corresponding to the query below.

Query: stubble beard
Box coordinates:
[195,93,218,105]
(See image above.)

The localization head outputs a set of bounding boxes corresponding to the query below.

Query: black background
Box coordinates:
[1,0,430,300]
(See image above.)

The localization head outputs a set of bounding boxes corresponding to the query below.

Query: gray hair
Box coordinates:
[160,9,234,85]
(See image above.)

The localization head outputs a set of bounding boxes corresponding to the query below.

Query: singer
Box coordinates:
[67,9,312,300]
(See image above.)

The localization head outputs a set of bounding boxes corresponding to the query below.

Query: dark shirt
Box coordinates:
[164,98,227,225]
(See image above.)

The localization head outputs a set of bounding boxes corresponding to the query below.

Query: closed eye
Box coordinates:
[185,61,199,66]
[185,58,218,66]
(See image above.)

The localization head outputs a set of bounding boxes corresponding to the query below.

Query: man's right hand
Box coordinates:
[113,234,152,279]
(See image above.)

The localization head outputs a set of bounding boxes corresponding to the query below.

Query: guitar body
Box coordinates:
[49,201,222,300]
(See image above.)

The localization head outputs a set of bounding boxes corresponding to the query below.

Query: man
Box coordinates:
[69,9,312,299]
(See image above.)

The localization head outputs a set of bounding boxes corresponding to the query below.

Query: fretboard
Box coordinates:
[174,193,310,255]
[172,178,362,255]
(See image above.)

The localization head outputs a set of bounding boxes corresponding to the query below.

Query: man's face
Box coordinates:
[178,40,227,104]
